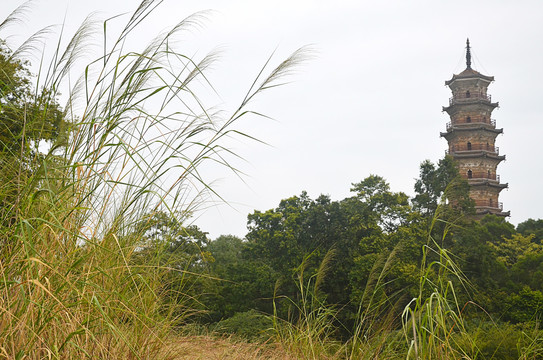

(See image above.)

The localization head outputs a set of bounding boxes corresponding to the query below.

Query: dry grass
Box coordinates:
[167,335,294,360]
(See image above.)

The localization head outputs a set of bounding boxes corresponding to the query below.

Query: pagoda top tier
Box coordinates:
[445,68,494,86]
[445,39,494,86]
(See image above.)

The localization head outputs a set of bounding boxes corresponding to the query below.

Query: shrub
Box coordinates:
[214,310,274,341]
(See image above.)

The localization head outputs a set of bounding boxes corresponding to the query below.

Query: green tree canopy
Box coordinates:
[412,156,474,218]
[0,41,65,154]
[0,40,66,224]
[517,218,543,244]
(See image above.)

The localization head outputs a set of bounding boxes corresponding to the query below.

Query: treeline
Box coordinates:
[138,156,543,355]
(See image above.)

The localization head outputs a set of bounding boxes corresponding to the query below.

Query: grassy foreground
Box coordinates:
[0,1,306,358]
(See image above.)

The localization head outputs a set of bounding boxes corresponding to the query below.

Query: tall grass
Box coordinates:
[272,249,341,359]
[270,206,479,359]
[401,218,473,359]
[0,1,307,358]
[347,241,406,359]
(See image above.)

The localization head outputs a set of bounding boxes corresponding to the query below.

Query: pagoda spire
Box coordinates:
[466,38,472,69]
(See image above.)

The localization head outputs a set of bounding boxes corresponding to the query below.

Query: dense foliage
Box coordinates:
[145,159,543,358]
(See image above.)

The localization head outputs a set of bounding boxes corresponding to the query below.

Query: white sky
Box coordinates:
[3,0,543,238]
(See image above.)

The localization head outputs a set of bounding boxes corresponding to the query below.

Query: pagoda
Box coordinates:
[441,39,509,217]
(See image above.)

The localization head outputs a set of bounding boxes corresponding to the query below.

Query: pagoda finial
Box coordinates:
[466,38,472,69]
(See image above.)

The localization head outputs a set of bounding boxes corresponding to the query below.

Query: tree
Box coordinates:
[517,218,543,244]
[489,233,540,268]
[350,174,411,232]
[0,41,66,223]
[0,41,65,154]
[412,156,474,218]
[199,235,278,321]
[131,211,213,321]
[246,191,317,275]
[207,235,245,272]
[135,211,212,271]
[0,40,30,104]
[346,178,427,323]
[243,176,421,331]
[245,192,350,319]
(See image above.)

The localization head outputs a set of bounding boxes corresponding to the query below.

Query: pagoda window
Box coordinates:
[488,170,491,178]
[466,90,471,98]
[467,169,473,179]
[467,142,472,150]
[466,116,471,123]
[490,198,493,207]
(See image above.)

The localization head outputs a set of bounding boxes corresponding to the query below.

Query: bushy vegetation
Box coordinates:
[213,310,274,341]
[193,166,543,359]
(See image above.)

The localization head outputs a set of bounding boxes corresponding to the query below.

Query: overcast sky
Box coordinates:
[4,0,543,238]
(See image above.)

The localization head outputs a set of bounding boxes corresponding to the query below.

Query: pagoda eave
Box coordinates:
[451,152,506,161]
[475,208,510,218]
[442,101,499,114]
[440,126,503,139]
[468,180,509,189]
[445,64,495,86]
[445,73,495,86]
